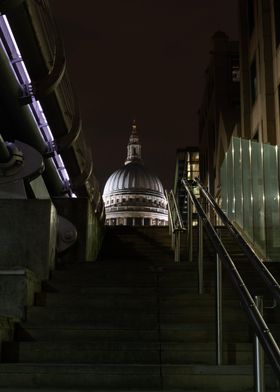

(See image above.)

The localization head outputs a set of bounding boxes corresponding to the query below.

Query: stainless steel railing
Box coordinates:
[195,176,280,307]
[182,178,280,386]
[165,189,185,262]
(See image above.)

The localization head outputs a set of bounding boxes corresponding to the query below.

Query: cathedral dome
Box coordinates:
[103,162,164,197]
[103,121,168,226]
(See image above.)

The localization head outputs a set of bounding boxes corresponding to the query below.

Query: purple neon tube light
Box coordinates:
[0,14,76,196]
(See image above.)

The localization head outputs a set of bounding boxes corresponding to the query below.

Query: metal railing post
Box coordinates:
[165,189,184,263]
[168,205,172,236]
[187,193,193,262]
[174,230,181,263]
[216,240,223,365]
[254,296,265,392]
[198,216,204,294]
[171,218,175,250]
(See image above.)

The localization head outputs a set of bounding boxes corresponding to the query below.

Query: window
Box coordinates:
[231,56,240,82]
[135,218,142,226]
[248,0,255,37]
[278,84,280,123]
[144,218,150,226]
[250,57,258,105]
[127,218,133,226]
[274,0,280,47]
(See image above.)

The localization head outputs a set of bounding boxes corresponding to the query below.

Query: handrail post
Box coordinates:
[168,203,172,236]
[187,192,193,262]
[175,230,181,262]
[198,216,204,294]
[165,189,185,263]
[216,230,223,365]
[254,296,265,392]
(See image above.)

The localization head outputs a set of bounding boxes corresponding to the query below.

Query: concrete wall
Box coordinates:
[0,200,57,280]
[53,198,103,262]
[0,269,41,320]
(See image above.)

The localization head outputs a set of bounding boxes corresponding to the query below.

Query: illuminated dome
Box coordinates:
[103,122,168,226]
[103,162,164,197]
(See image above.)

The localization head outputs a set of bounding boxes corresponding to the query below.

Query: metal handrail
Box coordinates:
[182,178,280,379]
[165,189,185,262]
[165,189,184,232]
[195,177,280,307]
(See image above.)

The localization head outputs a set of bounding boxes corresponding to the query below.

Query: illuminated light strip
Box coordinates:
[0,16,31,85]
[0,14,76,196]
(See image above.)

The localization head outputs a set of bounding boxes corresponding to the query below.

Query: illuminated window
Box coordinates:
[274,0,280,47]
[250,57,257,105]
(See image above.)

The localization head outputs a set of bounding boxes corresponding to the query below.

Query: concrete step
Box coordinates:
[5,390,273,392]
[0,364,161,389]
[24,304,263,326]
[0,390,276,392]
[25,308,158,329]
[42,285,215,296]
[36,293,158,310]
[5,341,254,365]
[3,341,161,364]
[161,342,253,365]
[0,387,279,392]
[16,323,257,343]
[161,364,277,390]
[16,326,159,342]
[161,306,280,323]
[36,292,242,309]
[42,284,159,295]
[0,363,276,390]
[51,269,217,281]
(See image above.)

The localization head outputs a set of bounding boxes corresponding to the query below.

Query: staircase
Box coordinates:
[0,226,279,391]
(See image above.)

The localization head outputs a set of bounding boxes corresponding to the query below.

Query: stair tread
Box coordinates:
[3,226,279,391]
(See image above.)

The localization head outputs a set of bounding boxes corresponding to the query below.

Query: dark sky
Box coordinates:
[51,1,238,191]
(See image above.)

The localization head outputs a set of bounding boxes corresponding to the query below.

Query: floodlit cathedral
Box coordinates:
[103,122,168,226]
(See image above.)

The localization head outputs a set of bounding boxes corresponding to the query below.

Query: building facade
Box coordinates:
[103,123,168,226]
[198,31,240,199]
[239,0,280,144]
[197,2,280,258]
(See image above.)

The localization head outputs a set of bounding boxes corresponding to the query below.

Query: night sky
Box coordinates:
[51,1,238,191]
